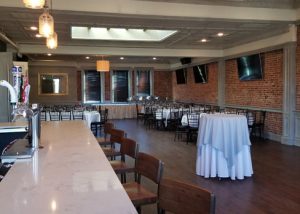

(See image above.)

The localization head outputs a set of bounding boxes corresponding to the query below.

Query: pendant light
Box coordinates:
[39,2,54,38]
[23,0,45,9]
[46,32,58,49]
[96,56,110,72]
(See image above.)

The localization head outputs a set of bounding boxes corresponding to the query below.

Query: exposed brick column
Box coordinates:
[281,42,297,145]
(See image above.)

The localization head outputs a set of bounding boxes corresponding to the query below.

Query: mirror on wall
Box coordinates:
[38,73,68,95]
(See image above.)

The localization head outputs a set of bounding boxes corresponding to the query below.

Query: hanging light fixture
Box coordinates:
[96,56,110,72]
[23,0,45,9]
[39,2,54,38]
[46,32,58,49]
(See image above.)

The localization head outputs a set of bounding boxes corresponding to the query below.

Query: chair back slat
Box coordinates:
[135,152,163,184]
[120,138,139,159]
[110,128,125,144]
[159,178,216,214]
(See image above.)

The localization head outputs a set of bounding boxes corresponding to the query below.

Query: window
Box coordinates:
[112,70,130,102]
[136,69,152,96]
[83,70,102,103]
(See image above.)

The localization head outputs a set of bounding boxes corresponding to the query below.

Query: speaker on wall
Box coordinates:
[180,57,192,65]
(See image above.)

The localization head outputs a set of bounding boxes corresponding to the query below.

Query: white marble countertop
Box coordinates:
[0,121,137,214]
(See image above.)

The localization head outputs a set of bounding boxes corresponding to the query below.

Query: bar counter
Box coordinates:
[0,121,137,214]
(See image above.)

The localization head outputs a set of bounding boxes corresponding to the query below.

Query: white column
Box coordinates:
[281,42,297,145]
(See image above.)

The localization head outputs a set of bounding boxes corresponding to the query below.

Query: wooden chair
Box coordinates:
[110,137,139,183]
[123,152,164,213]
[96,122,114,146]
[102,128,125,160]
[158,178,216,214]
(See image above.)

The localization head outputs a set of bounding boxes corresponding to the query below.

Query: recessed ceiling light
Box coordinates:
[30,26,38,31]
[47,53,52,56]
[153,57,157,60]
[35,34,42,38]
[217,32,224,37]
[201,38,207,42]
[120,57,124,60]
[85,56,90,59]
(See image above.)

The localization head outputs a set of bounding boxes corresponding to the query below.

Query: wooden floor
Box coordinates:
[109,119,300,214]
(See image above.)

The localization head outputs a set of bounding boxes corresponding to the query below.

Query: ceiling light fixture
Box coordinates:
[23,0,45,9]
[217,32,224,37]
[120,57,124,60]
[39,1,54,38]
[30,26,38,31]
[153,57,157,60]
[201,38,207,42]
[47,53,52,56]
[46,32,58,49]
[35,34,43,38]
[85,56,90,59]
[96,56,110,72]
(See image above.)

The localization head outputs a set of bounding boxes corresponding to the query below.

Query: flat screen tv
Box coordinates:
[193,64,208,83]
[237,54,263,81]
[176,68,187,84]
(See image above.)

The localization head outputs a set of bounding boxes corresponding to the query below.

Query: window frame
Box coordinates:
[82,70,105,104]
[110,68,132,103]
[134,68,153,96]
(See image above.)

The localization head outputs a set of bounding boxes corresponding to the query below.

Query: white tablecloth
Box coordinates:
[196,114,253,180]
[83,111,101,128]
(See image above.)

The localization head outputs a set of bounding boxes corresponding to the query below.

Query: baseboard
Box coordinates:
[264,132,281,143]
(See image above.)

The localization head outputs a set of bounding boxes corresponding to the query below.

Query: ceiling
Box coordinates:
[0,0,299,67]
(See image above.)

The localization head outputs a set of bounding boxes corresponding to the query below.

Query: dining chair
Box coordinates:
[123,152,164,214]
[40,110,47,121]
[158,178,216,214]
[72,110,84,120]
[49,111,60,121]
[248,110,266,138]
[97,122,114,146]
[60,111,72,120]
[187,113,200,144]
[90,108,108,135]
[136,104,144,122]
[110,137,139,183]
[102,128,125,160]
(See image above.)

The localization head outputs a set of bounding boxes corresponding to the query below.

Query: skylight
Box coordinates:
[71,27,177,42]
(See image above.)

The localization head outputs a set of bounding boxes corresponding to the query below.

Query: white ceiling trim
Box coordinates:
[223,24,297,57]
[0,0,297,22]
[18,44,224,58]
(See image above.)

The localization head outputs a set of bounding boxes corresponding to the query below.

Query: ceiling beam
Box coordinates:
[0,0,297,22]
[18,44,224,58]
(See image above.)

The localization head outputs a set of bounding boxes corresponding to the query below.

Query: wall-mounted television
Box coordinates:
[237,54,263,81]
[176,68,187,84]
[193,64,208,83]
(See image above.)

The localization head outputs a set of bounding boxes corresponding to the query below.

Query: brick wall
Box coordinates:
[154,70,173,99]
[296,27,300,111]
[172,62,218,104]
[225,49,284,135]
[225,50,283,109]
